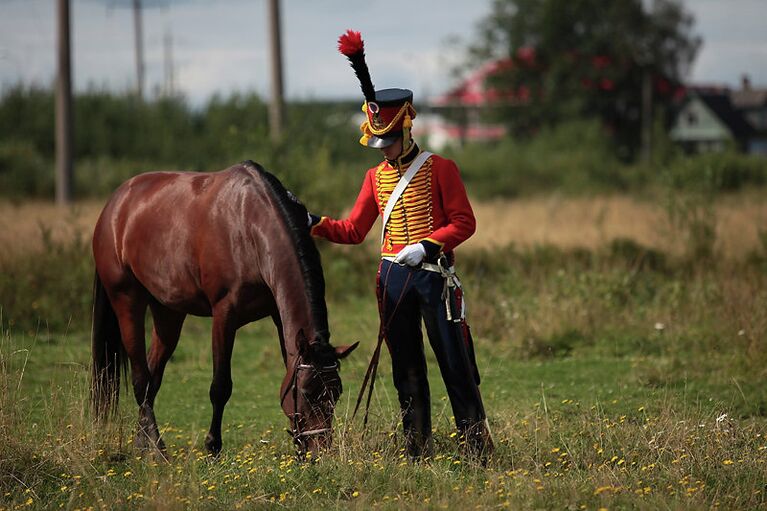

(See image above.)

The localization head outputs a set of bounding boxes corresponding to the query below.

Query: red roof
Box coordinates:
[432,58,521,107]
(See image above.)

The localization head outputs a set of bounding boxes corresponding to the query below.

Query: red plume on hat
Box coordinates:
[338,29,376,103]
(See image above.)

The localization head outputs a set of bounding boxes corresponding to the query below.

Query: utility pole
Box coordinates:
[133,0,145,99]
[640,1,656,164]
[55,0,73,205]
[267,0,285,141]
[640,68,653,163]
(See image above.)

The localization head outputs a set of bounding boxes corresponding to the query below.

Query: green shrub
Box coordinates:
[0,227,92,334]
[446,119,625,197]
[660,150,767,193]
[0,86,54,158]
[0,141,52,198]
[1,86,765,202]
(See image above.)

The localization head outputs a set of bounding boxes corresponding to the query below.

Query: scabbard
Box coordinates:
[446,284,481,386]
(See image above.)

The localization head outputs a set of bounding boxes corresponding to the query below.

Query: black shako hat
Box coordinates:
[337,30,417,148]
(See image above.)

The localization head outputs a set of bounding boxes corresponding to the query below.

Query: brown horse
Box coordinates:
[91,160,357,457]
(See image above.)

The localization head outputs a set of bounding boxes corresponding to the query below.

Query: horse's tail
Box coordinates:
[91,271,126,420]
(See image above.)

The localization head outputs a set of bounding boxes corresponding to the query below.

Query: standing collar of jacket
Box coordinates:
[385,142,420,168]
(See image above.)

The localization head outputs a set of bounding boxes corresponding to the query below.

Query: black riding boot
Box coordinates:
[404,428,434,461]
[401,397,434,461]
[458,420,494,464]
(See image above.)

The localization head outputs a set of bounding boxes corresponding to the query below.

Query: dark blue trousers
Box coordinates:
[377,259,487,456]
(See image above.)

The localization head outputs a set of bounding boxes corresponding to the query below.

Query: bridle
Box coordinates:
[280,352,341,450]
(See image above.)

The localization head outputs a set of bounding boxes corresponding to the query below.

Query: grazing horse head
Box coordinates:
[255,165,360,455]
[280,336,358,455]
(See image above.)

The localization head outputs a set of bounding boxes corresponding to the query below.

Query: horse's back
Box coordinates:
[94,166,250,257]
[93,164,271,314]
[102,165,257,214]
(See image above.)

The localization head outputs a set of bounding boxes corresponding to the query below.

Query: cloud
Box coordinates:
[681,0,767,86]
[691,42,767,86]
[177,48,268,101]
[1,0,766,102]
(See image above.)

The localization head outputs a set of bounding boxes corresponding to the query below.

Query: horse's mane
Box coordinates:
[242,161,330,345]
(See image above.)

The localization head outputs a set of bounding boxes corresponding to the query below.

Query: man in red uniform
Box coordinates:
[309,30,493,460]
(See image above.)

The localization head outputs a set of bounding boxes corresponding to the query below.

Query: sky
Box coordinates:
[1,0,766,105]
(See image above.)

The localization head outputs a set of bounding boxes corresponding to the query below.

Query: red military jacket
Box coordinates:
[311,145,476,260]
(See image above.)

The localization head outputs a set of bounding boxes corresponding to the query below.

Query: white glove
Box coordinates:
[394,243,426,267]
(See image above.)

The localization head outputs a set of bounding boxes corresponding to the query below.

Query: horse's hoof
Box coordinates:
[204,434,222,457]
[134,438,172,463]
[152,447,173,463]
[135,428,168,459]
[134,432,151,452]
[108,452,129,462]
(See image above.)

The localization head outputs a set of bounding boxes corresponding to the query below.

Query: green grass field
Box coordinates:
[3,332,766,510]
[2,192,767,510]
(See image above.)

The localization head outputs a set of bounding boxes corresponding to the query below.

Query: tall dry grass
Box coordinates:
[0,200,101,261]
[466,192,767,259]
[2,192,765,262]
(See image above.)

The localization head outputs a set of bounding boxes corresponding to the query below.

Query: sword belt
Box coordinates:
[381,255,465,322]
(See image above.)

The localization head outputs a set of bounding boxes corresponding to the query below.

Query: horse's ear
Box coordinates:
[334,342,359,360]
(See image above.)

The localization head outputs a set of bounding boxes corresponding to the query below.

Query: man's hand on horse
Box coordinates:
[394,243,426,267]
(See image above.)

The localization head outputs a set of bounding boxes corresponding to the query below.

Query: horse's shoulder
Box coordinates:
[218,161,281,199]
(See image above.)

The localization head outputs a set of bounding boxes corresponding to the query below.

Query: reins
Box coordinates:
[352,262,413,429]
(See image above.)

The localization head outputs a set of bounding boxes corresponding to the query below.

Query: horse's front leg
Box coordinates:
[205,303,237,456]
